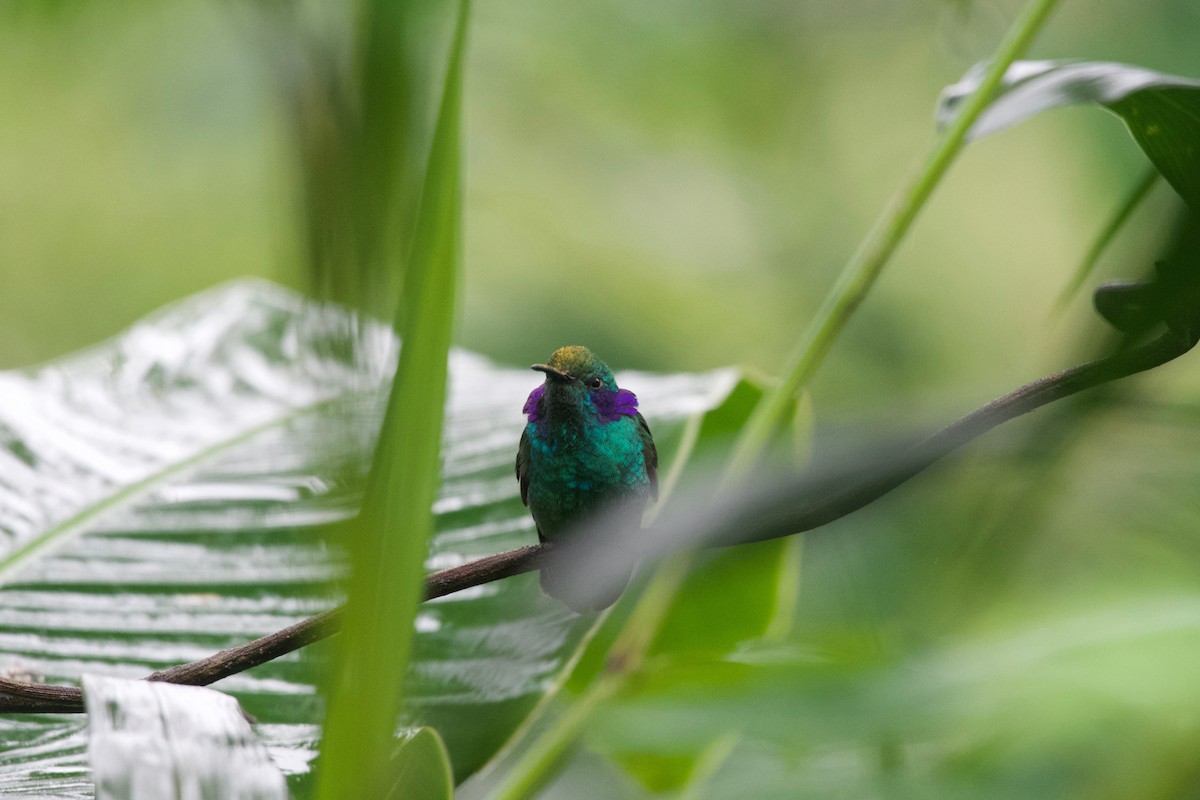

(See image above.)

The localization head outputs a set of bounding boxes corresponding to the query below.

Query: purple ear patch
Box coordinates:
[595,388,639,422]
[523,384,545,422]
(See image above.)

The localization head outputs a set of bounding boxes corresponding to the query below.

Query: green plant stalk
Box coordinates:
[484,497,698,800]
[315,1,469,797]
[486,557,692,800]
[725,0,1064,479]
[762,535,804,642]
[485,2,1064,796]
[487,548,756,800]
[679,731,742,800]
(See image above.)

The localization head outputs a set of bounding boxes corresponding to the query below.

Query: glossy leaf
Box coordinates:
[938,60,1200,211]
[83,675,286,800]
[0,281,736,796]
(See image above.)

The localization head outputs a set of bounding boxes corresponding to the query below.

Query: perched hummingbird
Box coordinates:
[516,346,658,611]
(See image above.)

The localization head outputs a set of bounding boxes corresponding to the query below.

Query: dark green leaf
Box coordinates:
[938,60,1200,211]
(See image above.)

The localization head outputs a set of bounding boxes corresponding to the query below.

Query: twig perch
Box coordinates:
[0,545,551,713]
[1,324,1195,715]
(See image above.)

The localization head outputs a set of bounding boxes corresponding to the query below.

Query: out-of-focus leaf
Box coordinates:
[316,0,468,796]
[383,727,453,800]
[937,60,1200,212]
[662,380,813,651]
[645,379,812,665]
[0,280,737,796]
[83,675,286,800]
[1053,169,1160,313]
[593,593,1200,799]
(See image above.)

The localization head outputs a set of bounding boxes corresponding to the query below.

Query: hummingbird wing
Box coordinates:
[516,426,532,507]
[636,412,658,502]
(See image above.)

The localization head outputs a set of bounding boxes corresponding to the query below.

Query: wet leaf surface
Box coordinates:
[0,280,736,796]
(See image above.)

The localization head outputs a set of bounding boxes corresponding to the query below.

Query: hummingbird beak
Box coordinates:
[531,364,576,383]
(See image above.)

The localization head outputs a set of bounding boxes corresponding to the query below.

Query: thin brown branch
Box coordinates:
[732,323,1200,542]
[0,546,549,714]
[1,326,1194,716]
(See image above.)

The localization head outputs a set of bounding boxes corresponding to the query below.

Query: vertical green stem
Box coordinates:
[486,1,1064,797]
[486,676,621,800]
[726,0,1064,478]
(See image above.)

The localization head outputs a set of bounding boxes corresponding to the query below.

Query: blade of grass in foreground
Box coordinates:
[1053,168,1159,314]
[316,0,470,796]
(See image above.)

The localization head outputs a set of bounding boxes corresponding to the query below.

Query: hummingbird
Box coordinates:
[516,346,658,611]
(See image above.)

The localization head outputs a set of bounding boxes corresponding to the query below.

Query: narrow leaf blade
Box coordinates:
[316,0,471,796]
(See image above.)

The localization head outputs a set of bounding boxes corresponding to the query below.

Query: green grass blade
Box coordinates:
[384,728,455,800]
[1053,168,1160,314]
[315,0,470,796]
[353,0,421,314]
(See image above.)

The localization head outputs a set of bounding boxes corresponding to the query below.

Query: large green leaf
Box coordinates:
[938,60,1200,212]
[0,280,737,796]
[83,675,287,800]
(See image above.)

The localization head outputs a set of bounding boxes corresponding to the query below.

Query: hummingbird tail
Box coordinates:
[539,562,630,613]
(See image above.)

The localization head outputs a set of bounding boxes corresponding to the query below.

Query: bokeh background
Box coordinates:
[4,0,1197,393]
[6,1,1200,796]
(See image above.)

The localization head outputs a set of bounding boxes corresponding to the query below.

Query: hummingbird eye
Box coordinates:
[588,377,604,390]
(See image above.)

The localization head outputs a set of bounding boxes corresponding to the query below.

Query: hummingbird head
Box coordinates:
[524,346,638,423]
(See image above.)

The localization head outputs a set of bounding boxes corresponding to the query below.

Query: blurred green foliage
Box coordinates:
[2,0,1195,389]
[6,0,1200,797]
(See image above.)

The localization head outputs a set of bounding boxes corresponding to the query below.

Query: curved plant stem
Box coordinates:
[726,0,1065,479]
[492,0,1065,795]
[485,553,693,800]
[483,675,621,800]
[0,323,1194,718]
